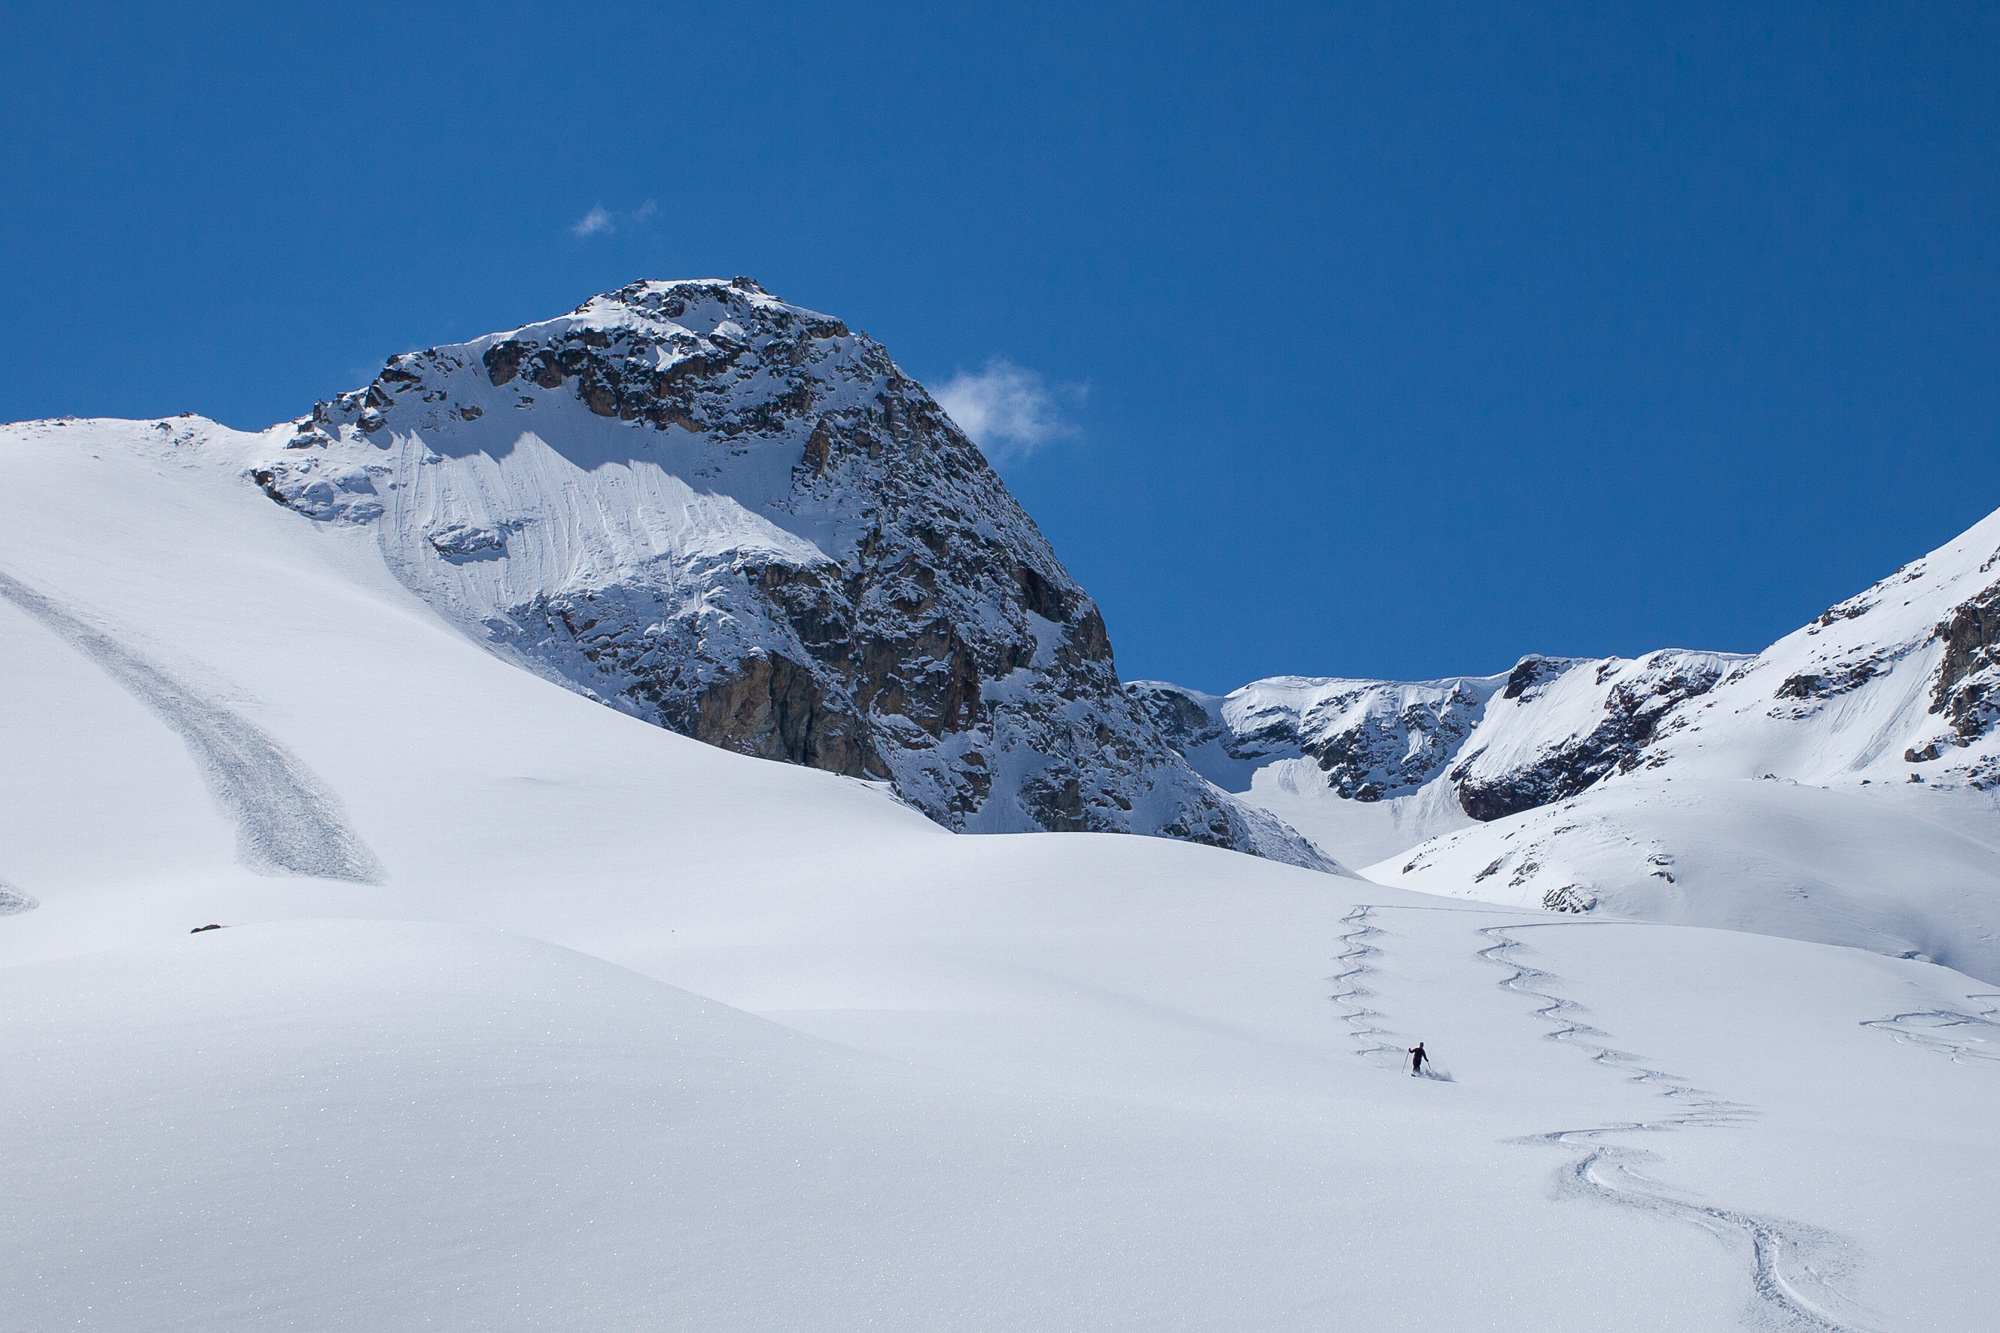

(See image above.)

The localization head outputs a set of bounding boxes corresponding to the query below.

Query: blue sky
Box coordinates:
[4,3,1996,691]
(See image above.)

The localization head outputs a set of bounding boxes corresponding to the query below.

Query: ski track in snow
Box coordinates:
[0,570,382,883]
[1475,922,1879,1333]
[1330,904,1878,1331]
[1861,993,2000,1063]
[1328,905,1405,1067]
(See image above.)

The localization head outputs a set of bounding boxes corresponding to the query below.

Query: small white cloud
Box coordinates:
[932,357,1085,464]
[570,205,615,238]
[570,201,657,240]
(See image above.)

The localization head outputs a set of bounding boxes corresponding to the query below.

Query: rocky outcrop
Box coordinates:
[1302,680,1488,801]
[1931,583,2000,745]
[1449,651,1733,821]
[1126,680,1310,789]
[1130,674,1503,803]
[1129,682,1233,757]
[249,279,1334,870]
[1132,653,1735,823]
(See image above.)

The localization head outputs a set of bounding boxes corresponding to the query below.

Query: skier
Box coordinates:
[1408,1042,1428,1077]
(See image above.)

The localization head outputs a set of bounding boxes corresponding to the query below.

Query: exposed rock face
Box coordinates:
[248,279,1334,869]
[1302,680,1488,801]
[1448,651,1736,821]
[1129,682,1230,756]
[1931,583,2000,747]
[1125,680,1310,793]
[1132,675,1495,804]
[1498,655,1569,701]
[1133,651,1735,829]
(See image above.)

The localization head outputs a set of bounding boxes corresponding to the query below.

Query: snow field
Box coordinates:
[1,420,1996,1330]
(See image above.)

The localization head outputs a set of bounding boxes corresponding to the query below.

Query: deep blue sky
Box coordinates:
[4,3,1996,690]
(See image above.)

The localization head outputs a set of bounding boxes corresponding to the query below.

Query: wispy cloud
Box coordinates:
[569,200,657,239]
[932,357,1086,464]
[570,205,614,238]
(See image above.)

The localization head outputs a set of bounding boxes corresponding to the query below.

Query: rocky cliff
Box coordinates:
[247,278,1334,869]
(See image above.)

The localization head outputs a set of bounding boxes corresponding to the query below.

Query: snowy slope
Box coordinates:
[241,279,1328,868]
[1138,509,2000,979]
[1366,511,2000,977]
[3,405,1998,1331]
[1629,504,2000,788]
[1374,777,2000,974]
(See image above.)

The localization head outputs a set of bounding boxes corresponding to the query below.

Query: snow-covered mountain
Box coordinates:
[1129,672,1504,866]
[1131,647,1746,865]
[1135,507,2000,978]
[244,278,1329,869]
[5,313,2000,1332]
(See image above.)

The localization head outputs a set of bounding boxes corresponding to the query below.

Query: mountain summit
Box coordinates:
[249,278,1333,868]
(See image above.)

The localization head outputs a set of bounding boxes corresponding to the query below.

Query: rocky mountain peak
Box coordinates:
[247,280,1336,871]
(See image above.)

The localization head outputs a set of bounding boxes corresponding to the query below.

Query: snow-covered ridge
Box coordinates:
[239,278,1334,869]
[1140,506,2000,852]
[1137,505,2000,978]
[1447,648,1749,819]
[1132,651,1745,866]
[1632,504,2000,790]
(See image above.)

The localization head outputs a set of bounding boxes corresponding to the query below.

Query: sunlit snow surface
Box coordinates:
[2,418,1997,1331]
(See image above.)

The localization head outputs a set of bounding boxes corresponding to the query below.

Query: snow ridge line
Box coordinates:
[1327,905,1405,1066]
[1861,993,2000,1063]
[1478,924,1878,1333]
[0,570,383,883]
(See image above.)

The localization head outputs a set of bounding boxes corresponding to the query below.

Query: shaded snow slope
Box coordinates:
[3,392,1999,1332]
[239,279,1330,869]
